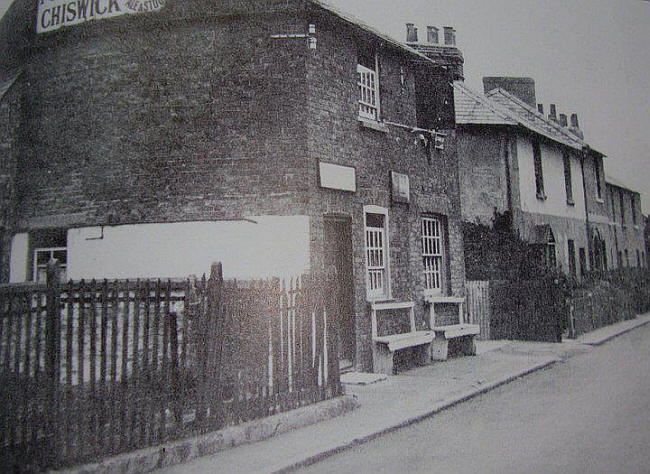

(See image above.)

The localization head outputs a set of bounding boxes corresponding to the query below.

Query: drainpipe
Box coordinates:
[580,147,591,273]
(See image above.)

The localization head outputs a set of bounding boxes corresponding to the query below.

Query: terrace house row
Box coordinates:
[0,0,468,372]
[605,178,646,269]
[453,77,610,277]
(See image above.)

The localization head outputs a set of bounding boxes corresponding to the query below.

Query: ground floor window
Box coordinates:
[33,247,67,282]
[364,206,390,300]
[579,247,587,276]
[567,239,576,276]
[421,216,444,294]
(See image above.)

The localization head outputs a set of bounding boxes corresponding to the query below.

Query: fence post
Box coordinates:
[45,260,61,467]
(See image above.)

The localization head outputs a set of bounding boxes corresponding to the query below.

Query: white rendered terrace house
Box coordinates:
[454,77,607,277]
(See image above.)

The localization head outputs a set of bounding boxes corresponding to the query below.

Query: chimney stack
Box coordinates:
[443,27,456,46]
[537,104,544,115]
[548,104,557,122]
[569,113,583,139]
[559,113,568,127]
[427,26,439,44]
[406,23,418,43]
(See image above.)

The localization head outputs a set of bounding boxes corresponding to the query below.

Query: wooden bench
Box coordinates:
[425,296,480,361]
[370,301,435,375]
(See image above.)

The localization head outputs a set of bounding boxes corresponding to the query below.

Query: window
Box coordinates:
[357,51,380,121]
[637,250,641,268]
[620,191,626,225]
[533,139,545,199]
[364,206,390,300]
[567,239,576,276]
[624,249,629,267]
[610,190,616,222]
[579,248,587,275]
[594,159,602,200]
[563,152,574,204]
[631,195,637,225]
[422,217,444,294]
[547,237,556,268]
[33,247,67,282]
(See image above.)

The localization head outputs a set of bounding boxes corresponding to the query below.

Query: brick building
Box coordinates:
[0,0,467,371]
[605,178,646,269]
[453,77,607,277]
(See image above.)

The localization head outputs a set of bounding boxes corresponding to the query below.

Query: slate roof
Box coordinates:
[486,88,589,152]
[453,81,515,125]
[605,176,638,194]
[454,81,605,156]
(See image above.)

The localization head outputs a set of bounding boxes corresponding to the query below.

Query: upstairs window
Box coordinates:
[594,159,603,200]
[563,152,574,204]
[421,217,444,295]
[610,189,616,221]
[364,206,390,300]
[631,195,638,225]
[620,191,626,225]
[357,51,380,121]
[533,139,545,199]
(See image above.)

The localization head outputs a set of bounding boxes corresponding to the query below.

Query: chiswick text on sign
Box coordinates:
[37,0,166,34]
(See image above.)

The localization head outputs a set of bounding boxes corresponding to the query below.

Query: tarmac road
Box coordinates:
[299,324,650,474]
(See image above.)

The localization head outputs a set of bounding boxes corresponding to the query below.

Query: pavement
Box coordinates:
[61,312,650,474]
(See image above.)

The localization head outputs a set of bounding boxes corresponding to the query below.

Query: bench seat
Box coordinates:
[426,296,480,361]
[373,330,435,352]
[370,301,433,374]
[431,324,480,339]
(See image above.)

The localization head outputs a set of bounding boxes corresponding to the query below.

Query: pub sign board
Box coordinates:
[37,0,166,34]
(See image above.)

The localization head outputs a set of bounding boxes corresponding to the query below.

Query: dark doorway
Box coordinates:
[323,215,356,371]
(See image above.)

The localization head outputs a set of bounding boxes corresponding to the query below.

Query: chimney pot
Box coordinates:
[406,23,418,43]
[548,104,557,122]
[570,113,580,129]
[427,26,439,44]
[443,26,456,46]
[559,113,568,127]
[537,104,544,115]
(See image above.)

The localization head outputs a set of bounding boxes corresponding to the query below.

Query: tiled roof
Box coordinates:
[486,88,588,151]
[453,81,515,125]
[606,176,638,193]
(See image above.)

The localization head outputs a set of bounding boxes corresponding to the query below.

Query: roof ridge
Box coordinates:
[309,0,438,65]
[486,87,587,147]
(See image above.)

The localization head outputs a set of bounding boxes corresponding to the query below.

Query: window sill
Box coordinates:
[536,192,547,201]
[358,117,389,133]
[595,198,604,204]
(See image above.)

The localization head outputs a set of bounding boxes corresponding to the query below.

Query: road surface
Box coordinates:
[300,325,650,473]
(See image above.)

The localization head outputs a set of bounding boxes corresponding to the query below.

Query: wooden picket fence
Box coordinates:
[0,262,341,472]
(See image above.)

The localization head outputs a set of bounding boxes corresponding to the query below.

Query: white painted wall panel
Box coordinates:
[9,233,29,283]
[67,216,310,280]
[517,137,586,219]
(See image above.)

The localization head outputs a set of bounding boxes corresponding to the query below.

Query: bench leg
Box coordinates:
[430,337,449,361]
[372,343,394,375]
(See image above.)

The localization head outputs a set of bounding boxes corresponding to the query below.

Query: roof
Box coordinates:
[453,82,516,125]
[606,176,638,194]
[486,88,597,153]
[308,0,437,64]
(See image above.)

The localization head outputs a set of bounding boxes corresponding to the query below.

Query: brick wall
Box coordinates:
[304,11,465,370]
[6,3,467,371]
[16,8,312,229]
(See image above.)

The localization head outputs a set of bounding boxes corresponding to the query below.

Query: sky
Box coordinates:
[1,0,649,213]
